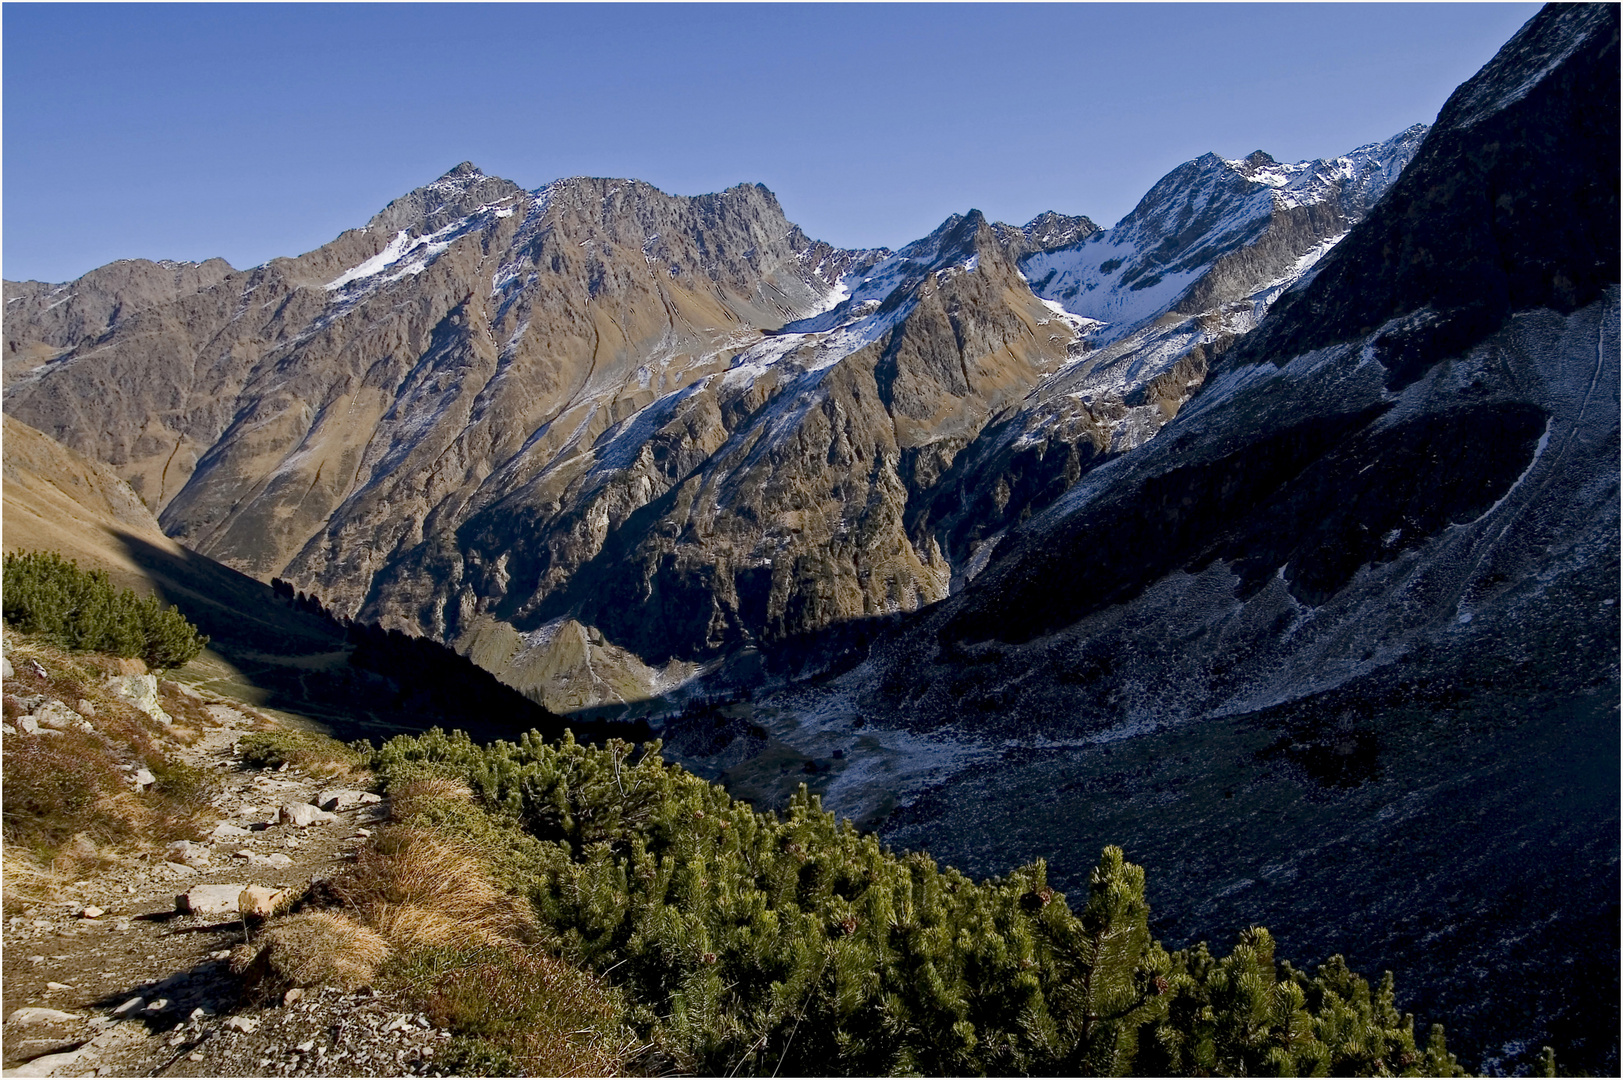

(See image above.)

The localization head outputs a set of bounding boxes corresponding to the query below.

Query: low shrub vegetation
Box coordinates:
[2,550,208,668]
[237,728,369,777]
[345,727,1473,1077]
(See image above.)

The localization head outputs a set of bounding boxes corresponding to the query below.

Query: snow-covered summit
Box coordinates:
[1019,125,1427,344]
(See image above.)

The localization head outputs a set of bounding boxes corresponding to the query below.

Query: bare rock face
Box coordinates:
[3,257,235,383]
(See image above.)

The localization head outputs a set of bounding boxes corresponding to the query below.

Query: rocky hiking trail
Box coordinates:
[1,661,450,1077]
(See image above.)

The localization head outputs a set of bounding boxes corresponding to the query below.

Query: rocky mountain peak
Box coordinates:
[366,164,525,239]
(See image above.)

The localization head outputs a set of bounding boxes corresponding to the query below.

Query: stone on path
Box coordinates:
[176,884,249,915]
[278,802,336,827]
[315,789,382,812]
[166,840,211,868]
[238,886,287,918]
[6,1007,82,1026]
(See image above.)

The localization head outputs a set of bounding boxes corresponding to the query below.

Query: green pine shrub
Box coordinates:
[2,550,208,668]
[371,728,1470,1076]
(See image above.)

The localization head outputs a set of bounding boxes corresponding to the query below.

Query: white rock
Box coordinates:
[34,701,91,732]
[166,841,211,868]
[104,674,172,725]
[15,715,39,735]
[112,998,144,1017]
[144,998,169,1012]
[278,803,336,827]
[210,822,251,839]
[176,884,248,915]
[264,853,294,869]
[1,656,12,680]
[224,1016,260,1033]
[80,906,104,920]
[131,768,156,790]
[6,1007,82,1026]
[315,789,381,812]
[45,982,74,991]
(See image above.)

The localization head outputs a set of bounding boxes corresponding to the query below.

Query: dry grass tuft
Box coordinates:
[230,911,390,994]
[388,777,473,821]
[328,826,533,951]
[1,841,68,909]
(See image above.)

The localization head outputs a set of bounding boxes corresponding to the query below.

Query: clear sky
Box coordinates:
[4,2,1542,283]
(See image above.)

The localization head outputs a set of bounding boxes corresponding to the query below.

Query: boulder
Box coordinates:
[315,788,382,812]
[176,884,248,916]
[278,803,337,827]
[5,1047,88,1076]
[104,674,171,724]
[238,886,288,918]
[1,656,12,680]
[33,701,92,732]
[166,840,211,868]
[6,1007,82,1026]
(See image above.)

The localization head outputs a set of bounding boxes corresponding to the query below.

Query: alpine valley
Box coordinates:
[3,4,1617,1074]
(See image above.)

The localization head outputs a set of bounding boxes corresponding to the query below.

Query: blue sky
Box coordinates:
[4,2,1541,283]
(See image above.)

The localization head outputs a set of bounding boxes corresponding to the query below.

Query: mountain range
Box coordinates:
[2,4,1616,1073]
[4,120,1426,714]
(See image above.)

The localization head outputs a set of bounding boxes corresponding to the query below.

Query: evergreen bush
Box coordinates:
[373,728,1471,1076]
[2,550,208,668]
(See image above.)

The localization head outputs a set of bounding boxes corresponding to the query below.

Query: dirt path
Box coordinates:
[2,695,447,1077]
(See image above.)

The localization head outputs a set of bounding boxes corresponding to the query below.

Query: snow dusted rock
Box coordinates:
[166,840,212,868]
[33,700,92,732]
[177,884,248,915]
[279,803,337,827]
[238,886,288,918]
[6,1007,83,1026]
[316,788,382,812]
[104,674,171,725]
